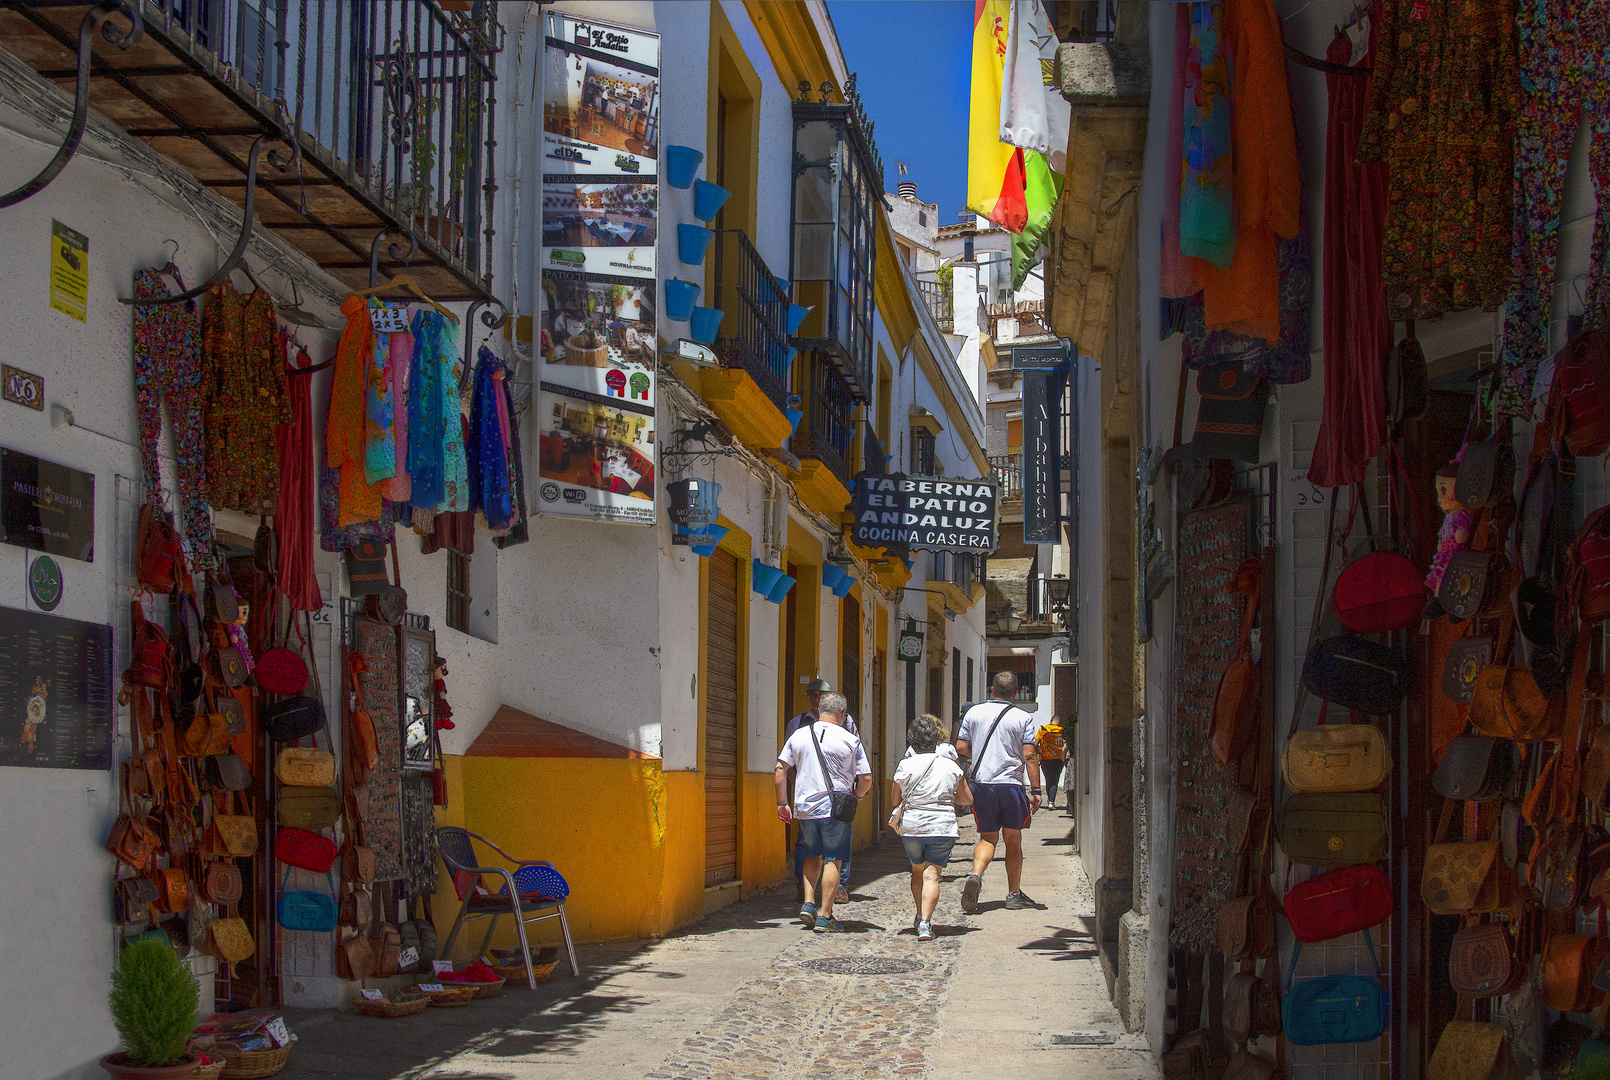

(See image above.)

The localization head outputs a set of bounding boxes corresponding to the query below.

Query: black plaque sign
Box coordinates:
[0,606,113,770]
[850,473,998,554]
[1010,339,1071,369]
[1022,369,1062,542]
[1,448,94,562]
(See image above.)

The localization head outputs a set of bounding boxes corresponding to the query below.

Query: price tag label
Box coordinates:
[398,947,419,968]
[360,989,384,1001]
[309,599,336,625]
[264,1018,291,1048]
[432,959,455,975]
[369,304,410,333]
[417,983,444,993]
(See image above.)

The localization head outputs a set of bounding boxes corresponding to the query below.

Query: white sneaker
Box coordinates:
[917,921,934,942]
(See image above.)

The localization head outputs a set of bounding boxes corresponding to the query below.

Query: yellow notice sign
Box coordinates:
[50,220,87,322]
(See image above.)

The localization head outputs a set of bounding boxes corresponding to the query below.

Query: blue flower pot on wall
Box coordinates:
[787,304,810,335]
[666,145,703,189]
[752,560,785,598]
[689,306,724,344]
[693,180,732,222]
[767,572,797,604]
[687,523,729,557]
[820,563,847,592]
[832,573,856,598]
[678,223,714,265]
[665,279,699,322]
[785,407,804,435]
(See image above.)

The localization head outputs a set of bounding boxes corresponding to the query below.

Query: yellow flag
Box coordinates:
[967,0,1026,232]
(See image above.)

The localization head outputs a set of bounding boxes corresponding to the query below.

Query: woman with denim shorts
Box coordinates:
[892,714,974,942]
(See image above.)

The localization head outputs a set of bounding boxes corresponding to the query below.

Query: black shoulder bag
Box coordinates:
[967,703,1017,782]
[807,722,860,823]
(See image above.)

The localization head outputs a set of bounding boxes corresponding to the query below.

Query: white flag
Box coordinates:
[999,0,1069,175]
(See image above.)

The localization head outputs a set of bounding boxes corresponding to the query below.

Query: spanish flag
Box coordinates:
[968,0,1026,231]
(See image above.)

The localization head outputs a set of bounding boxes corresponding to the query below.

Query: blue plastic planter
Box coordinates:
[820,563,847,591]
[678,223,714,265]
[752,560,785,598]
[832,573,856,598]
[787,304,810,335]
[693,180,732,222]
[689,306,724,344]
[665,279,699,322]
[767,573,797,604]
[785,407,803,435]
[687,523,729,558]
[666,145,703,189]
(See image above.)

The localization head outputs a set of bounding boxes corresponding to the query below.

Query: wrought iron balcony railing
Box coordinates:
[915,276,953,333]
[712,228,791,414]
[793,351,857,493]
[990,453,1023,502]
[1,0,502,298]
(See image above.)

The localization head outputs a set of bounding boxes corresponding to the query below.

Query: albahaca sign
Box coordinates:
[850,473,998,553]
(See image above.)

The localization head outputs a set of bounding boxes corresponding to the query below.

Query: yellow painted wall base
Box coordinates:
[432,756,789,960]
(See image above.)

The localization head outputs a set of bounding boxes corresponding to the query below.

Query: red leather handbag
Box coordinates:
[1333,551,1426,634]
[274,826,338,872]
[1553,326,1610,458]
[256,648,308,696]
[1569,506,1610,625]
[1284,864,1393,944]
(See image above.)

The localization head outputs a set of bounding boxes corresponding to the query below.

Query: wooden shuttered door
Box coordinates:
[705,548,741,887]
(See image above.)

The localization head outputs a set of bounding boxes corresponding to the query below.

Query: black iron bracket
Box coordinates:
[460,294,510,392]
[369,227,417,287]
[0,1,143,209]
[661,418,738,471]
[121,133,293,306]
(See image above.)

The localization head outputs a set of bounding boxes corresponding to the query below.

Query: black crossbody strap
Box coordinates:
[968,703,1017,782]
[807,722,840,793]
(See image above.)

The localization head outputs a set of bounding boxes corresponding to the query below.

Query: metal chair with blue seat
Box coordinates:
[433,826,579,988]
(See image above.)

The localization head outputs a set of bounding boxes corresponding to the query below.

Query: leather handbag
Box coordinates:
[200,859,242,905]
[339,882,374,932]
[1195,361,1269,463]
[1433,737,1516,803]
[1542,933,1605,1013]
[1301,636,1410,716]
[1277,793,1387,868]
[1444,637,1495,703]
[1333,551,1426,634]
[1224,969,1281,1049]
[1211,558,1262,767]
[148,867,189,914]
[1457,440,1516,511]
[1553,325,1610,458]
[1583,726,1610,808]
[278,785,341,829]
[117,876,160,924]
[206,913,255,971]
[256,647,308,696]
[1218,860,1276,961]
[1423,840,1510,916]
[371,918,402,978]
[345,539,392,597]
[207,565,240,625]
[105,808,161,871]
[347,654,380,776]
[209,753,251,791]
[1470,667,1552,741]
[1529,821,1589,912]
[275,826,338,872]
[125,600,171,689]
[344,791,376,883]
[337,927,376,982]
[268,694,326,742]
[1282,721,1391,793]
[135,504,183,594]
[1227,788,1268,857]
[277,867,339,932]
[1497,802,1530,868]
[182,711,230,757]
[1428,1020,1522,1080]
[216,695,246,735]
[208,793,257,858]
[1440,551,1497,623]
[212,644,248,688]
[276,745,336,787]
[1282,935,1387,1046]
[1283,864,1392,943]
[1569,506,1610,625]
[1162,1032,1212,1080]
[1450,922,1523,998]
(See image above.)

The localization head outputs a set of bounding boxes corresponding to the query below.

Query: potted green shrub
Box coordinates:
[101,937,200,1078]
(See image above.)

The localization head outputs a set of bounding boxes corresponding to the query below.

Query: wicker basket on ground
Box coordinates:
[216,1043,290,1078]
[355,991,430,1018]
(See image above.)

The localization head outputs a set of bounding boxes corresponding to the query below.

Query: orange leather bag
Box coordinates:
[1211,558,1262,767]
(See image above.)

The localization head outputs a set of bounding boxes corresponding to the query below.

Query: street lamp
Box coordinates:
[996,601,1022,634]
[1045,575,1071,622]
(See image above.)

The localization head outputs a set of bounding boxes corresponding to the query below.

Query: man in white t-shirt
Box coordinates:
[775,692,870,934]
[783,678,859,903]
[955,672,1043,913]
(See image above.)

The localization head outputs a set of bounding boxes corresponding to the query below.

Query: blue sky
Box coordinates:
[824,0,974,222]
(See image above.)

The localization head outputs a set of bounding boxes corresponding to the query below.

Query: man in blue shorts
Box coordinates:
[955,672,1042,912]
[775,692,871,932]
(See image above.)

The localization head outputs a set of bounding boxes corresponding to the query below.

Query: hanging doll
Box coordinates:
[1423,462,1472,618]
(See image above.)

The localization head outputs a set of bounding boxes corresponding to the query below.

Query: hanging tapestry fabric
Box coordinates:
[1198,0,1301,344]
[363,302,401,488]
[494,363,531,549]
[1179,2,1236,269]
[277,341,323,612]
[327,295,383,528]
[1311,19,1390,487]
[354,616,404,881]
[1358,0,1519,322]
[318,471,396,553]
[401,775,437,899]
[1496,0,1610,416]
[131,268,213,558]
[1162,5,1206,299]
[382,323,413,503]
[1180,205,1313,384]
[406,309,467,515]
[201,283,288,515]
[468,348,514,534]
[1171,499,1252,951]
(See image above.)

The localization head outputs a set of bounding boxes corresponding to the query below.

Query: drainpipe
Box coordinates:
[1065,348,1079,668]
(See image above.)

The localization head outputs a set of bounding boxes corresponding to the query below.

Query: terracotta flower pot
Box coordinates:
[100,1052,199,1079]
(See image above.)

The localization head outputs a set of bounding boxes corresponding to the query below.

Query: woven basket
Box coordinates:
[194,1059,226,1080]
[356,992,429,1018]
[451,976,505,1000]
[217,1044,290,1078]
[421,985,476,1008]
[491,960,557,984]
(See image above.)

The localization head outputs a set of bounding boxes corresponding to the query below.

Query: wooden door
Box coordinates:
[841,596,861,721]
[704,548,741,887]
[871,651,886,826]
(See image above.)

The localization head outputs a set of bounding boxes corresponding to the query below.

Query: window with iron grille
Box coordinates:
[447,550,471,633]
[911,428,936,475]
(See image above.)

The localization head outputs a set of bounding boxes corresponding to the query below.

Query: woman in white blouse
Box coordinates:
[891,714,973,941]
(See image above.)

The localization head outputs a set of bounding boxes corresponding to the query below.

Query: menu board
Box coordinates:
[0,606,113,770]
[1169,499,1249,952]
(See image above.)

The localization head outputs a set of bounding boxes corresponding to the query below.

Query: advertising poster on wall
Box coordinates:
[0,606,113,770]
[537,12,659,525]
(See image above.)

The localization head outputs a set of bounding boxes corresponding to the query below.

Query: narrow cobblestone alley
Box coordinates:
[274,808,1158,1079]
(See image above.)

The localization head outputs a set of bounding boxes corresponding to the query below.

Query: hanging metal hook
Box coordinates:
[0,0,143,209]
[121,134,292,306]
[369,228,418,287]
[459,295,512,392]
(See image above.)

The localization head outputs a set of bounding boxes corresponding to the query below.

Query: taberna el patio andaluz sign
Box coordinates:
[849,473,999,554]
